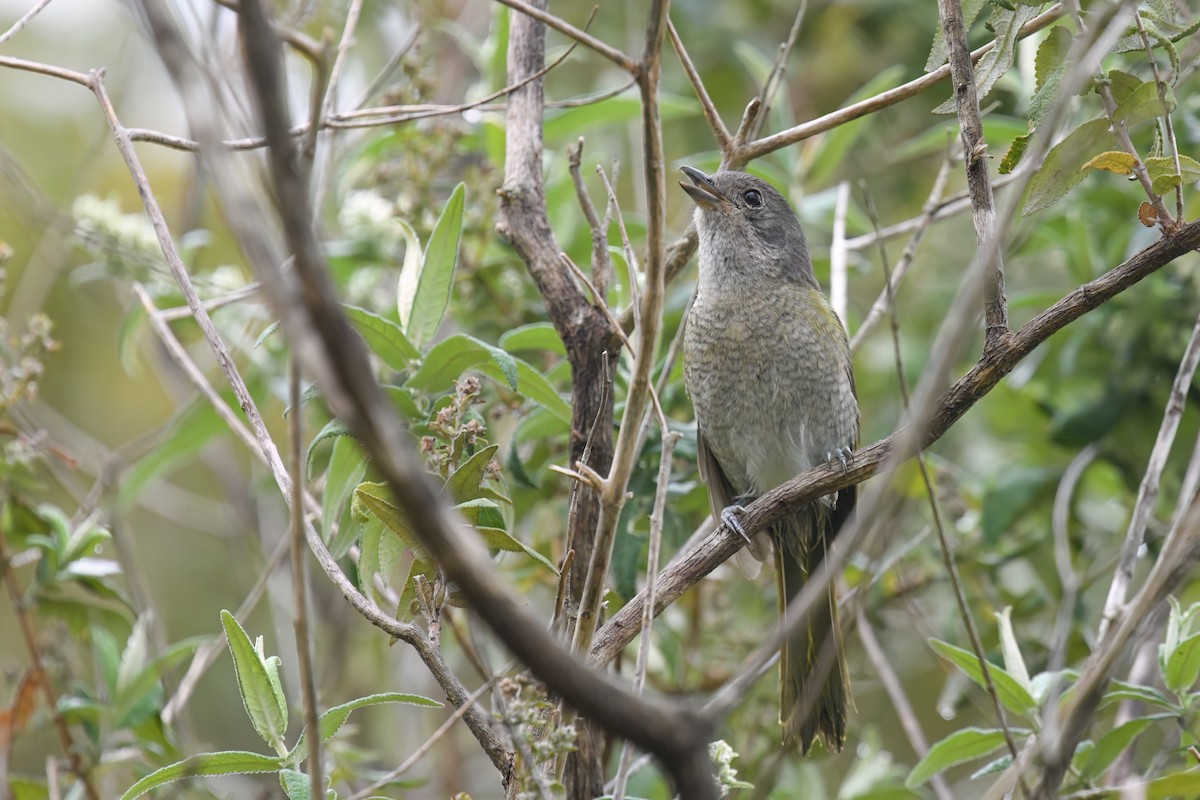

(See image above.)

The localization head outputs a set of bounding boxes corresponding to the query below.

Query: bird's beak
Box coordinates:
[679,165,728,208]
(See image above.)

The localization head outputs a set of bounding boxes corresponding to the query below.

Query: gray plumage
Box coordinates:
[679,167,858,753]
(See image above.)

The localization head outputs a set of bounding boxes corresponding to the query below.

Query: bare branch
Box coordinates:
[737,3,1065,161]
[491,0,637,74]
[666,18,731,152]
[0,0,56,46]
[936,0,1008,352]
[591,217,1200,667]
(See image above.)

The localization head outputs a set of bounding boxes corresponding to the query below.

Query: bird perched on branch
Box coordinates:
[679,166,858,754]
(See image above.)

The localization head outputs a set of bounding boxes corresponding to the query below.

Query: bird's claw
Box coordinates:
[827,446,853,470]
[720,505,752,545]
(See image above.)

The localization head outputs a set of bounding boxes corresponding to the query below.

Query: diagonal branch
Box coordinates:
[591,218,1200,666]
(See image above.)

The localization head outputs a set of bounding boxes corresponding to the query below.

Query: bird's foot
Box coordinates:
[827,446,853,470]
[720,504,753,545]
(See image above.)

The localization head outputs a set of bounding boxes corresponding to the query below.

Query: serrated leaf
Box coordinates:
[933,4,1040,114]
[925,0,989,71]
[402,183,464,348]
[907,728,1022,788]
[342,304,420,369]
[279,768,319,800]
[1081,151,1139,176]
[1034,26,1071,94]
[929,639,1037,715]
[1101,679,1178,711]
[1084,714,1174,780]
[446,444,500,504]
[287,692,441,767]
[1163,631,1200,693]
[1024,118,1115,214]
[999,132,1031,174]
[220,610,288,751]
[1146,155,1200,195]
[1106,70,1143,106]
[120,751,284,800]
[1113,81,1177,127]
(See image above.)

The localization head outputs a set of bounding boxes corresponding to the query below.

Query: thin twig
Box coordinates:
[596,163,641,335]
[1098,304,1200,639]
[309,0,364,205]
[289,359,324,796]
[490,0,637,73]
[666,18,731,152]
[737,4,1065,161]
[611,430,680,800]
[346,678,497,800]
[856,607,954,800]
[747,0,807,142]
[0,0,56,46]
[568,137,613,300]
[851,154,954,354]
[864,181,1025,792]
[1132,8,1185,221]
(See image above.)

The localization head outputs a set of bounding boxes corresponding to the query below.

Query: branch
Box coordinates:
[491,0,637,74]
[736,3,1064,161]
[590,218,1200,666]
[187,1,716,795]
[936,0,1008,352]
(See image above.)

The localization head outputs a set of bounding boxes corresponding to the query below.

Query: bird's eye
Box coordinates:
[743,189,763,208]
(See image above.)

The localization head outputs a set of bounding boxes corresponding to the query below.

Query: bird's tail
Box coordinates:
[774,509,848,754]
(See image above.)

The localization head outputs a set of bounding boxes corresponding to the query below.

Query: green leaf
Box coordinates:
[933,4,1040,114]
[287,692,441,767]
[925,0,989,70]
[406,333,516,391]
[1148,769,1200,799]
[995,607,1031,691]
[279,768,319,800]
[446,444,500,504]
[305,418,353,475]
[906,728,1022,788]
[999,132,1031,175]
[1146,155,1200,195]
[406,334,570,421]
[543,93,693,142]
[220,610,288,752]
[1105,69,1143,106]
[394,218,422,329]
[352,482,429,560]
[342,304,420,369]
[1084,714,1174,780]
[322,436,367,557]
[1024,118,1115,214]
[1113,81,1177,127]
[1081,151,1140,176]
[402,183,464,348]
[475,526,557,572]
[929,639,1037,715]
[1163,631,1200,693]
[119,399,225,509]
[1101,679,1178,711]
[499,322,567,356]
[119,751,284,800]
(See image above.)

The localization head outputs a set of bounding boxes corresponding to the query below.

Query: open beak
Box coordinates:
[679,165,728,208]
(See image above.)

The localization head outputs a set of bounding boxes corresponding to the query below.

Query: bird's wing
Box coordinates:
[696,426,737,518]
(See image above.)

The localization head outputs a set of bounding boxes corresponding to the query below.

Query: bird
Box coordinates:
[678,165,858,754]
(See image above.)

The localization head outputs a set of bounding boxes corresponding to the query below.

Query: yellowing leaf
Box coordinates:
[1081,151,1139,175]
